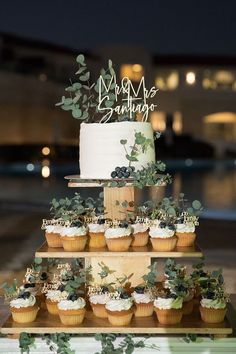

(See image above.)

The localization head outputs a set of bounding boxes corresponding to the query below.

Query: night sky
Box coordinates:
[0,0,236,56]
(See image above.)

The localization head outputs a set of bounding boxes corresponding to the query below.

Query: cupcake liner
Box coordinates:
[150,236,177,251]
[89,232,106,248]
[106,236,132,252]
[134,302,154,317]
[11,305,39,323]
[107,309,133,326]
[61,235,87,251]
[131,231,149,247]
[46,299,59,315]
[58,308,86,325]
[91,303,107,318]
[176,232,196,247]
[45,232,62,248]
[200,306,227,323]
[183,299,194,315]
[154,307,183,324]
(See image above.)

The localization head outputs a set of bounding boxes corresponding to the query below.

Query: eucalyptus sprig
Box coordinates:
[131,161,172,189]
[19,333,36,354]
[174,193,203,218]
[142,262,158,288]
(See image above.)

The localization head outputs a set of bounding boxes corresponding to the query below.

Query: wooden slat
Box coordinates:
[35,242,203,258]
[1,309,232,335]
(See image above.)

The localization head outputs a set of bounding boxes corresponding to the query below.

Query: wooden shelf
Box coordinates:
[1,309,232,335]
[64,175,166,188]
[35,242,203,259]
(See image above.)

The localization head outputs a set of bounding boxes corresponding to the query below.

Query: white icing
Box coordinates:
[105,298,133,312]
[46,290,68,302]
[89,293,110,305]
[88,223,106,233]
[200,298,226,309]
[132,223,149,234]
[45,225,65,234]
[105,227,132,239]
[10,295,36,308]
[79,122,155,179]
[154,297,183,309]
[60,226,87,237]
[132,291,153,304]
[149,226,175,238]
[176,222,195,233]
[58,298,86,310]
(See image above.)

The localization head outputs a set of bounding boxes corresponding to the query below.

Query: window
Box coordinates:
[203,70,235,90]
[120,64,144,82]
[155,70,179,91]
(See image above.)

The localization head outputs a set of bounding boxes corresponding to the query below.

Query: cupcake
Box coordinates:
[182,290,195,315]
[45,288,68,315]
[89,286,110,318]
[200,298,227,323]
[105,222,132,251]
[58,294,86,325]
[105,292,133,326]
[149,221,177,251]
[131,222,149,247]
[88,219,106,248]
[44,223,63,248]
[60,221,88,251]
[175,219,196,247]
[10,292,39,323]
[132,286,154,317]
[154,295,183,325]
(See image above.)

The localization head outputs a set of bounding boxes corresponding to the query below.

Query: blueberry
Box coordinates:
[130,166,135,172]
[111,171,117,178]
[134,286,145,294]
[115,167,121,173]
[98,218,106,225]
[124,172,130,178]
[127,167,133,173]
[101,286,109,293]
[120,221,129,228]
[40,272,48,281]
[159,221,166,228]
[58,284,65,292]
[177,285,186,292]
[168,224,175,231]
[206,291,215,299]
[24,283,35,289]
[68,293,78,301]
[18,291,31,299]
[121,166,127,172]
[120,292,129,299]
[176,217,184,224]
[117,172,123,178]
[170,293,178,299]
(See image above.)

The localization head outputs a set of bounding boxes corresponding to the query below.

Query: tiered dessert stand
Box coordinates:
[0,176,233,337]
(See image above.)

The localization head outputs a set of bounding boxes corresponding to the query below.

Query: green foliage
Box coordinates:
[131,162,171,189]
[98,262,116,280]
[142,262,158,288]
[19,333,36,354]
[173,193,203,217]
[1,278,18,297]
[183,333,203,343]
[42,333,75,354]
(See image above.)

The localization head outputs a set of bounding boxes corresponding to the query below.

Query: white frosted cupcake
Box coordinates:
[132,286,154,317]
[88,221,106,248]
[89,286,110,318]
[10,292,39,323]
[105,224,132,251]
[44,223,64,248]
[200,298,227,323]
[154,296,183,324]
[149,222,177,251]
[60,222,88,251]
[131,223,149,247]
[105,294,133,326]
[58,295,86,325]
[45,289,68,315]
[175,221,196,247]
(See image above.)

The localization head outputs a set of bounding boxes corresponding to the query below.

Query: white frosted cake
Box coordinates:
[79,121,155,179]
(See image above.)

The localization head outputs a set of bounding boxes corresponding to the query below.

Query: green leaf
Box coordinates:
[105,100,114,107]
[79,72,90,81]
[108,59,113,68]
[75,66,87,75]
[126,154,138,162]
[76,54,85,65]
[64,98,73,105]
[34,257,42,265]
[72,109,82,118]
[120,139,127,145]
[192,200,202,210]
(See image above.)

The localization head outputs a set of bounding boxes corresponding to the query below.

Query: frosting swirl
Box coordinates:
[45,225,65,234]
[176,222,195,233]
[149,226,175,238]
[89,293,109,305]
[58,298,86,310]
[105,227,132,239]
[46,290,68,302]
[132,291,153,304]
[105,298,133,311]
[201,298,226,309]
[132,223,149,234]
[10,295,36,308]
[88,223,106,233]
[154,297,183,309]
[60,226,87,237]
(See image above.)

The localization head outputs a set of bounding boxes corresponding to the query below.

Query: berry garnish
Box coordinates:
[98,218,106,225]
[124,172,130,178]
[168,224,175,231]
[115,167,121,172]
[159,221,166,228]
[121,166,127,172]
[117,172,123,178]
[120,291,129,299]
[58,284,65,292]
[111,171,117,178]
[101,286,109,293]
[19,291,31,299]
[120,221,129,228]
[40,272,48,281]
[134,286,145,294]
[68,293,78,301]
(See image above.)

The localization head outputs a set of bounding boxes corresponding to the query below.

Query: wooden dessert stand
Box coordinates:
[0,176,233,337]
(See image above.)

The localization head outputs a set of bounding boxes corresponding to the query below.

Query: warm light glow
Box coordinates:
[120,64,144,82]
[186,71,196,85]
[26,163,34,172]
[39,73,47,82]
[41,166,50,178]
[173,112,182,134]
[204,112,236,124]
[150,111,166,131]
[155,71,179,90]
[214,70,234,84]
[42,146,50,156]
